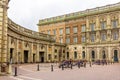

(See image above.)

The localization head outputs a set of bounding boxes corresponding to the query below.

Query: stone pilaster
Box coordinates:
[86,33,90,43]
[107,30,111,42]
[118,11,120,28]
[36,43,39,63]
[96,31,100,43]
[45,44,48,62]
[107,14,111,29]
[86,17,89,32]
[21,41,24,63]
[0,0,9,74]
[96,16,100,30]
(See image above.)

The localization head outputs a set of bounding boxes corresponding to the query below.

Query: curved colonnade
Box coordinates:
[7,18,65,63]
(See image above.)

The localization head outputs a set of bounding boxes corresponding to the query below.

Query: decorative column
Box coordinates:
[86,17,89,32]
[96,16,100,43]
[16,39,18,63]
[107,14,111,29]
[45,44,48,62]
[0,0,9,74]
[36,43,39,63]
[118,12,120,28]
[21,41,24,63]
[96,16,100,30]
[107,30,111,42]
[96,31,100,43]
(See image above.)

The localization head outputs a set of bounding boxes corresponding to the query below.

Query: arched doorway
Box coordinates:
[91,50,95,61]
[82,51,85,59]
[102,50,106,60]
[39,52,44,63]
[24,50,29,63]
[114,50,118,62]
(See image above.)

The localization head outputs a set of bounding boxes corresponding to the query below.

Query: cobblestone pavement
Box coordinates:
[0,63,120,80]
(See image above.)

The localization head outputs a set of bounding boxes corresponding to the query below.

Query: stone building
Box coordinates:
[0,0,120,75]
[38,2,120,62]
[0,0,65,74]
[0,0,9,74]
[7,19,65,64]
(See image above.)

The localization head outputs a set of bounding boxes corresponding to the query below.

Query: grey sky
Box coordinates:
[8,0,120,31]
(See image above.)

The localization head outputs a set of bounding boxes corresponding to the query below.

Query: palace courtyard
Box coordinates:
[0,63,120,80]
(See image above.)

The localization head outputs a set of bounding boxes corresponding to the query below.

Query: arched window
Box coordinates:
[113,32,118,40]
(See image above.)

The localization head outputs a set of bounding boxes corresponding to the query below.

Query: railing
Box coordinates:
[8,18,55,41]
[38,2,120,25]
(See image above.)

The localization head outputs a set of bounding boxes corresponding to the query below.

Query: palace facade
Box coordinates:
[38,2,120,62]
[0,0,120,74]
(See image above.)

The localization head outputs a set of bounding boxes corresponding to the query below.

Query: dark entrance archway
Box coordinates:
[102,50,106,60]
[82,51,85,59]
[10,48,13,61]
[24,50,28,63]
[114,50,118,62]
[91,50,95,61]
[66,52,69,60]
[33,54,35,63]
[39,52,44,63]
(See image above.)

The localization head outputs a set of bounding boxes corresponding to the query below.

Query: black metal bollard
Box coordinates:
[78,63,80,68]
[14,67,17,76]
[90,62,92,67]
[71,64,72,69]
[37,64,40,71]
[62,65,64,70]
[51,65,53,72]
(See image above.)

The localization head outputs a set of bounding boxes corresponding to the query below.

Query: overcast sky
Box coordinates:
[8,0,120,31]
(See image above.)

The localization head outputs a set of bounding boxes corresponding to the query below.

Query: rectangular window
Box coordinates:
[101,21,106,29]
[82,36,86,42]
[81,25,86,32]
[73,37,78,43]
[112,20,118,28]
[53,29,56,35]
[73,26,78,33]
[101,33,106,41]
[59,28,63,35]
[90,23,95,31]
[66,37,70,44]
[66,27,70,34]
[47,30,50,35]
[54,55,57,59]
[67,52,69,59]
[113,32,118,40]
[60,38,63,43]
[74,51,77,59]
[91,34,95,42]
[54,49,57,53]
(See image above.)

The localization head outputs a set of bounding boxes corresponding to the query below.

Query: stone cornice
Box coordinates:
[8,18,55,42]
[38,2,120,26]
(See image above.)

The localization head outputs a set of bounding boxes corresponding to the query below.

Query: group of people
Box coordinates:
[59,59,87,68]
[59,59,114,69]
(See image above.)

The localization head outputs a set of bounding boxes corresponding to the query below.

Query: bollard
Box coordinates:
[14,67,17,76]
[51,65,53,72]
[90,62,92,67]
[62,65,64,70]
[37,64,40,71]
[71,64,72,69]
[78,63,80,68]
